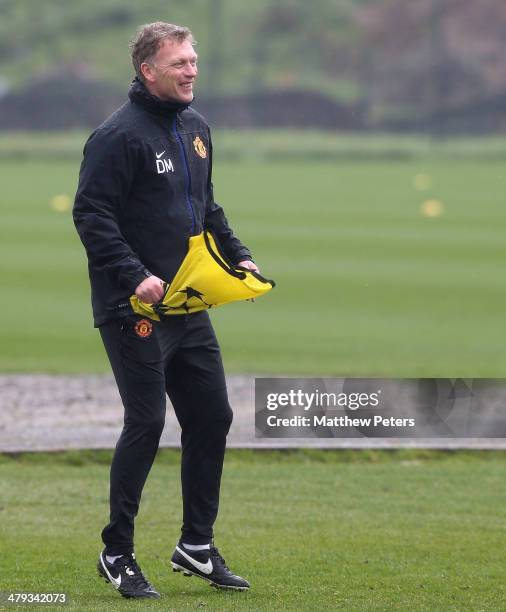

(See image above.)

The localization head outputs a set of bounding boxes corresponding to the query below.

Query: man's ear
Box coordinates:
[140,62,156,83]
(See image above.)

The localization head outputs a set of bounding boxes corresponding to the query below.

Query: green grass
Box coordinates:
[3,130,506,161]
[0,449,505,610]
[1,153,505,375]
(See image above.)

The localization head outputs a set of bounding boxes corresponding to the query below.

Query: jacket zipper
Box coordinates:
[172,116,196,235]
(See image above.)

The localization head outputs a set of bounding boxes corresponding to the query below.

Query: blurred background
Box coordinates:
[1,0,505,377]
[2,5,506,604]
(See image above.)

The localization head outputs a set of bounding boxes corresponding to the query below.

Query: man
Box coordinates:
[73,22,256,599]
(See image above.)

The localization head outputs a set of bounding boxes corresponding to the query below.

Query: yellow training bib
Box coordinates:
[130,231,275,321]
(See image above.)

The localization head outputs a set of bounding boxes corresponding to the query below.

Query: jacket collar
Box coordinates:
[128,77,193,116]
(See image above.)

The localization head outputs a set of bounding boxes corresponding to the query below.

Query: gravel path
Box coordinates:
[1,375,505,451]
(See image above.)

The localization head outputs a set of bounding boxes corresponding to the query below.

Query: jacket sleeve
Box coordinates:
[73,127,151,293]
[203,128,253,264]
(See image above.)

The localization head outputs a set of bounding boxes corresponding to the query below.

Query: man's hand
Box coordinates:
[237,260,260,303]
[237,260,260,273]
[135,275,165,303]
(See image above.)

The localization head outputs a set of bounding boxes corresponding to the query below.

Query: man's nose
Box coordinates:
[185,63,198,77]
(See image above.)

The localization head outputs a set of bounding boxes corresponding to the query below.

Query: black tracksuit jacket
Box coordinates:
[73,78,252,327]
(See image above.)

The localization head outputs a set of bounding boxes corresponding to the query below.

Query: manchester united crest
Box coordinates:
[134,318,153,338]
[193,136,207,159]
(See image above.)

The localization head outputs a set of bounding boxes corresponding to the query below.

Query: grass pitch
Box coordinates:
[1,154,505,376]
[0,449,505,611]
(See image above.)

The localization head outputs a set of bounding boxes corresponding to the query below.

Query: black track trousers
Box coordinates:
[98,310,233,555]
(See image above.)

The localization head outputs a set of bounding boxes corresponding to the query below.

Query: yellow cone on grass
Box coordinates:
[420,199,444,218]
[50,194,71,212]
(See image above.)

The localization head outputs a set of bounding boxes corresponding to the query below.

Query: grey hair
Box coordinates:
[130,22,195,80]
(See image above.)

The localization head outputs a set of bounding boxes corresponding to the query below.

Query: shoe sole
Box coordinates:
[171,562,249,591]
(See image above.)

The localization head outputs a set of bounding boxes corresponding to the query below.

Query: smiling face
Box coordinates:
[141,37,198,103]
